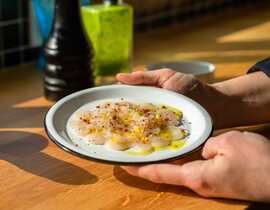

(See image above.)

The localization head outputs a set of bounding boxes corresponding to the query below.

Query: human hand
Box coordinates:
[117,69,236,129]
[117,69,270,129]
[121,131,270,202]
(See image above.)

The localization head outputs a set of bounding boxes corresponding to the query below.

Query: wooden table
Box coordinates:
[1,7,270,210]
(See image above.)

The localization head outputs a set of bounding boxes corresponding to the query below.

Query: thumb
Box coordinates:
[202,137,221,159]
[121,160,207,189]
[116,69,176,86]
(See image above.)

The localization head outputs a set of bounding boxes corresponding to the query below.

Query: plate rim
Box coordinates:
[146,60,216,75]
[44,85,214,165]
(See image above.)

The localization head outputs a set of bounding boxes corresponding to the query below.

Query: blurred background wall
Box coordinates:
[131,0,270,30]
[0,0,40,69]
[0,0,269,70]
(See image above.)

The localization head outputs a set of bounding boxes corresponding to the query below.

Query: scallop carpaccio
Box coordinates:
[68,100,188,154]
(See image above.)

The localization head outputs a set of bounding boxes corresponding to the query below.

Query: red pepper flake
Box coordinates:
[82,119,90,124]
[142,109,150,114]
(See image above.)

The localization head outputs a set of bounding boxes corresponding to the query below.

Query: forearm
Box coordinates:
[212,71,270,128]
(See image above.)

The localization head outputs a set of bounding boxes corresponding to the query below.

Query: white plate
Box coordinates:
[45,85,213,164]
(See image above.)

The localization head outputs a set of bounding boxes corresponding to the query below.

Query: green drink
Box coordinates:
[82,1,133,84]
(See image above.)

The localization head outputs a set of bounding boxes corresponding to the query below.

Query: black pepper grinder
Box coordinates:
[44,0,94,101]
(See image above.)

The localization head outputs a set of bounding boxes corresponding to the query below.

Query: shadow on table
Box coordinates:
[245,203,270,210]
[0,107,49,128]
[214,124,270,139]
[0,131,97,185]
[113,165,200,198]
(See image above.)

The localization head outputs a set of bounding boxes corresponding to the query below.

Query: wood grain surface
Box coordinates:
[1,6,270,210]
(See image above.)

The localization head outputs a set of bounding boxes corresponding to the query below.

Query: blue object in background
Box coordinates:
[32,0,91,69]
[33,0,90,40]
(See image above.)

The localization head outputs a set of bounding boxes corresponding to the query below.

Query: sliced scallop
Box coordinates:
[132,142,153,152]
[149,135,170,147]
[69,119,90,137]
[105,135,133,151]
[85,134,106,145]
[168,126,185,140]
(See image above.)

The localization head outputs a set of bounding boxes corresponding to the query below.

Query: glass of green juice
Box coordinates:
[82,2,133,84]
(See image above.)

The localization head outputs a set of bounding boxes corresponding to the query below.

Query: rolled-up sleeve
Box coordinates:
[247,57,270,77]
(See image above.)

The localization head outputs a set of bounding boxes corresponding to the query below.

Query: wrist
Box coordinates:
[209,82,247,129]
[212,72,270,127]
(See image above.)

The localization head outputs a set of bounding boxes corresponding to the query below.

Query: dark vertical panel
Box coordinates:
[2,0,19,21]
[0,26,3,52]
[4,51,21,67]
[2,24,20,50]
